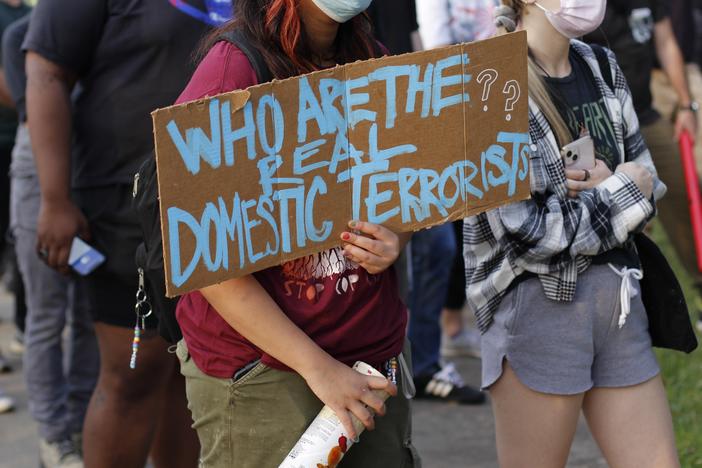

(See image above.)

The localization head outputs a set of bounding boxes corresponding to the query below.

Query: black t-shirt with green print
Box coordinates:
[546,46,639,269]
[545,47,621,172]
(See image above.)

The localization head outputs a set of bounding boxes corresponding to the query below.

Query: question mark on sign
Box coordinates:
[477,69,499,112]
[502,80,521,121]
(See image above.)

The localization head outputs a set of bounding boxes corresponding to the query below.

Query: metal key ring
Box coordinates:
[135,289,148,304]
[135,300,153,319]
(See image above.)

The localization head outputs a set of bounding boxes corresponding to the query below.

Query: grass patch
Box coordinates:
[649,222,702,467]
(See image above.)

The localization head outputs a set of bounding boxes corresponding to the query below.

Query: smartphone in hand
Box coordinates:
[561,135,596,171]
[68,237,106,276]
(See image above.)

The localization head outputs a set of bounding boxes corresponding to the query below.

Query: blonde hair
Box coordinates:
[495,0,572,147]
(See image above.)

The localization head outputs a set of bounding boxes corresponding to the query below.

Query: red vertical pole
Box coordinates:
[678,130,702,272]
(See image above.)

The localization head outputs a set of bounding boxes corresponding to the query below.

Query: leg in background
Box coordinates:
[640,119,702,285]
[14,223,76,443]
[583,376,680,468]
[11,124,95,464]
[82,324,186,468]
[0,143,11,258]
[12,260,26,334]
[409,225,484,404]
[408,224,456,378]
[9,258,26,355]
[440,220,481,358]
[489,362,583,468]
[442,220,466,338]
[65,279,99,438]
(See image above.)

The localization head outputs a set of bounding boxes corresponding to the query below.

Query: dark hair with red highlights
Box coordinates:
[202,0,378,79]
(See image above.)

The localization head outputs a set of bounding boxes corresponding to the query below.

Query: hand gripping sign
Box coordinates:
[152,31,531,296]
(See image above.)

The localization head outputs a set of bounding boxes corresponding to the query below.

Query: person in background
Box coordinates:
[408,224,486,403]
[367,0,418,55]
[3,14,100,468]
[23,1,209,466]
[466,1,678,465]
[367,0,486,405]
[416,0,497,48]
[587,0,702,328]
[0,0,28,367]
[0,0,30,431]
[416,0,500,360]
[646,0,702,331]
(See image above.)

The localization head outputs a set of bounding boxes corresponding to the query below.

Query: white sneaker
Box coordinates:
[39,438,83,468]
[0,392,14,413]
[441,328,482,358]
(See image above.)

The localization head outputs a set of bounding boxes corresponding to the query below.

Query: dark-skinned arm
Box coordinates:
[26,51,89,273]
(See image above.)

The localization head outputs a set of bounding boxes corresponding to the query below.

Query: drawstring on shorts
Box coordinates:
[608,264,643,328]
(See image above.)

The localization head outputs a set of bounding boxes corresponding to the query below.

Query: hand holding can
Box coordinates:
[279,362,392,468]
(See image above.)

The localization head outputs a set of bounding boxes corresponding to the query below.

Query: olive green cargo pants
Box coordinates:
[176,340,420,468]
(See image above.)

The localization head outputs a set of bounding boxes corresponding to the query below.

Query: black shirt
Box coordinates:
[3,13,28,123]
[546,49,621,172]
[367,0,417,55]
[586,0,669,125]
[546,47,639,269]
[22,0,210,189]
[0,1,29,147]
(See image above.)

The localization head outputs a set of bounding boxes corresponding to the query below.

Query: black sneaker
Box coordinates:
[413,363,486,405]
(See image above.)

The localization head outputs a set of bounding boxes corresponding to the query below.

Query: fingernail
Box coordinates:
[349,220,358,228]
[341,232,351,241]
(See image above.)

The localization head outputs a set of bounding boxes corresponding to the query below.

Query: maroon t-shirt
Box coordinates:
[175,41,408,379]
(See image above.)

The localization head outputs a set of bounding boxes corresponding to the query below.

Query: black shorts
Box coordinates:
[74,184,158,329]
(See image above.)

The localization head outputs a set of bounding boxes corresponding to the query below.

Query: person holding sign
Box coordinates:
[172,1,419,467]
[464,1,680,467]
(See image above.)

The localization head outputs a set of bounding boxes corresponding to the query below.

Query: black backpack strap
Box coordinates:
[590,43,614,93]
[217,29,274,84]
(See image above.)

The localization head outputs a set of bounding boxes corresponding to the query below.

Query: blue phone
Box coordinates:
[68,237,106,276]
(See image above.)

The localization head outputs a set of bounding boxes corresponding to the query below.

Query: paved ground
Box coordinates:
[0,292,607,468]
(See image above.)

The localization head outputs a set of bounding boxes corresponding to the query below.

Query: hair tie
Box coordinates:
[494,5,517,33]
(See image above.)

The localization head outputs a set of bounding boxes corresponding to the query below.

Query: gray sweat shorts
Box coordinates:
[482,264,660,395]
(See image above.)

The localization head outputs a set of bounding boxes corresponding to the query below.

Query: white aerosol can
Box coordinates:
[278,361,391,468]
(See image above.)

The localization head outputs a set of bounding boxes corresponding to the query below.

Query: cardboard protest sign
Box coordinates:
[152,31,530,297]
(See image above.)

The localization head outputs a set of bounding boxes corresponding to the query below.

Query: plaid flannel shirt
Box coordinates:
[463,40,667,333]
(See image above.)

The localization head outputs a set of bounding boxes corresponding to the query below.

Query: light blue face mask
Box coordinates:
[311,0,373,23]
